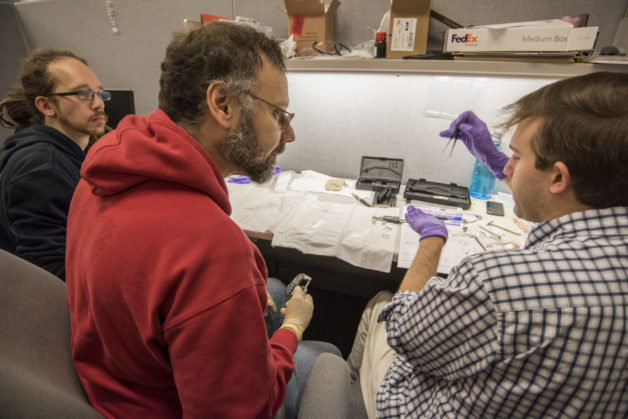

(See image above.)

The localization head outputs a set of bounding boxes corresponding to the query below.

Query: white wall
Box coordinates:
[279,72,556,190]
[2,0,626,187]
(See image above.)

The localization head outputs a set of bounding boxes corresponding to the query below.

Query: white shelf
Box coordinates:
[286,58,628,78]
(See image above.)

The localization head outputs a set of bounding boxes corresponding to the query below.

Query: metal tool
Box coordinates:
[461,226,486,250]
[372,215,406,224]
[478,224,502,240]
[352,192,372,207]
[286,273,312,298]
[473,235,487,250]
[442,126,459,157]
[487,220,521,236]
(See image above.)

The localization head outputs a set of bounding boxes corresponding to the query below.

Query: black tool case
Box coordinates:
[356,156,403,193]
[404,178,471,209]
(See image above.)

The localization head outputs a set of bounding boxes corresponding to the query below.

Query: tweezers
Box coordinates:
[442,125,459,157]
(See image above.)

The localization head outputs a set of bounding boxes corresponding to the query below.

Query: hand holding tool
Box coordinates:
[405,205,448,241]
[439,111,510,180]
[442,125,459,156]
[280,285,313,341]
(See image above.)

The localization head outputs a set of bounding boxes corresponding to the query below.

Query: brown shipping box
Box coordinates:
[387,0,431,58]
[285,0,341,56]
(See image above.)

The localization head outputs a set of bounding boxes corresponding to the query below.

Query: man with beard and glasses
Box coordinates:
[348,72,628,418]
[65,21,340,419]
[0,48,108,280]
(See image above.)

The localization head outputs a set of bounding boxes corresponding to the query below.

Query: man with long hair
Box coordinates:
[0,48,108,279]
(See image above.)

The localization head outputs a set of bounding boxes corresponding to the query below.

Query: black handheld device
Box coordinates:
[286,273,312,298]
[486,201,505,216]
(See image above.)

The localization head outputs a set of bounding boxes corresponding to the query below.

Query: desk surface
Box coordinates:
[228,170,530,278]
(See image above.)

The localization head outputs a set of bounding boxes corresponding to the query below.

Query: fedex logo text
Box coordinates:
[450,33,478,43]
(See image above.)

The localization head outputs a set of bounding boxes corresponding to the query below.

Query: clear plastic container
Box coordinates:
[469,133,501,200]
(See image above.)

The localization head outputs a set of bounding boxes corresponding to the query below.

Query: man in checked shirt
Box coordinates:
[347,71,628,418]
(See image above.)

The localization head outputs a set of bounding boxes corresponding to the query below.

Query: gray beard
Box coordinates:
[220,111,280,183]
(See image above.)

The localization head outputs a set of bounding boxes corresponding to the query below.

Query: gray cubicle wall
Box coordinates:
[4,0,628,115]
[0,2,29,144]
[10,0,237,135]
[2,0,627,154]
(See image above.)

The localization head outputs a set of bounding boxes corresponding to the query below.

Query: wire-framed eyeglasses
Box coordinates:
[311,41,352,56]
[48,90,112,102]
[242,91,294,130]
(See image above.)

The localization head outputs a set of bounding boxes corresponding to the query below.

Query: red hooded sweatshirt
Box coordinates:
[66,110,297,418]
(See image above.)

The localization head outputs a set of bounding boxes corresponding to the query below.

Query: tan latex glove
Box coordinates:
[279,286,313,341]
[265,291,278,317]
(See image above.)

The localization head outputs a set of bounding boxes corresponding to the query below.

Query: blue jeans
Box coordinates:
[265,277,342,419]
[265,277,287,335]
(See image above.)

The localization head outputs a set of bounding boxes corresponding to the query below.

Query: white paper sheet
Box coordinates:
[271,194,400,272]
[397,205,483,274]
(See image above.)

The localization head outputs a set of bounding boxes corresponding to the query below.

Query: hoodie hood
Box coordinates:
[0,125,84,172]
[81,110,231,214]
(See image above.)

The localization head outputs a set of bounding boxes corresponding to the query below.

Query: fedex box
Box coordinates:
[387,0,431,58]
[286,0,341,56]
[444,20,599,53]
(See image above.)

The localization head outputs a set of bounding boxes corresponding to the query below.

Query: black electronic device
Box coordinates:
[105,89,135,129]
[286,273,312,298]
[486,201,505,216]
[404,178,471,209]
[356,156,403,206]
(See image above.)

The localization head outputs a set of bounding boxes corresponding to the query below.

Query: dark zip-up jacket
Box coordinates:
[0,125,85,279]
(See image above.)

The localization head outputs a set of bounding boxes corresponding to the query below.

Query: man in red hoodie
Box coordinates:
[65,21,339,418]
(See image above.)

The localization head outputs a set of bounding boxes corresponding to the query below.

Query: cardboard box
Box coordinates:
[285,0,341,56]
[387,0,431,58]
[444,20,599,53]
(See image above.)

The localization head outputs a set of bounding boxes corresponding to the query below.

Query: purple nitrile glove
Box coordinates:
[439,111,510,180]
[405,205,448,242]
[228,168,280,184]
[228,175,251,184]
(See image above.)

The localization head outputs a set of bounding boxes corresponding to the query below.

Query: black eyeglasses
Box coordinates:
[312,41,352,56]
[48,90,112,102]
[242,91,294,130]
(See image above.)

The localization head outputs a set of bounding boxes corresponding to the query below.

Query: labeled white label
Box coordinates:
[391,18,417,51]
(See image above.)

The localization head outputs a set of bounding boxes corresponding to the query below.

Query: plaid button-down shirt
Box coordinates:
[377,206,628,418]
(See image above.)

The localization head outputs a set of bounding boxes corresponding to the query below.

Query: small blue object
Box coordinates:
[228,175,251,184]
[228,167,280,184]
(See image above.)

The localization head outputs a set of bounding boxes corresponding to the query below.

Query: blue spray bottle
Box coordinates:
[469,131,502,200]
